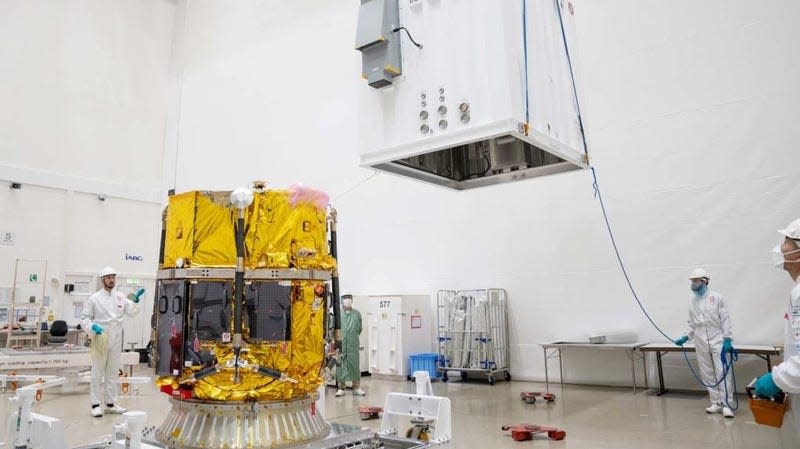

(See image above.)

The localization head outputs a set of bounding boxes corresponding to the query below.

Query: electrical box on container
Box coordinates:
[356,0,402,89]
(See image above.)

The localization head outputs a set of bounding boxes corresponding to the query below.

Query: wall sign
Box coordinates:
[0,231,13,246]
[125,253,144,262]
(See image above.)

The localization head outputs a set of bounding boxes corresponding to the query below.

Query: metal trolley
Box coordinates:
[436,289,510,384]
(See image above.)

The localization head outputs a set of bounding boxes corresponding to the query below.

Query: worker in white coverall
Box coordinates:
[755,218,800,432]
[673,268,736,418]
[335,295,365,397]
[81,266,141,417]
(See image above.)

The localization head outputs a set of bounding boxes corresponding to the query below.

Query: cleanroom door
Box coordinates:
[375,297,402,375]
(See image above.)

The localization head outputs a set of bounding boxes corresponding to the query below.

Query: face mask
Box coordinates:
[690,281,707,296]
[772,244,800,267]
[342,298,353,308]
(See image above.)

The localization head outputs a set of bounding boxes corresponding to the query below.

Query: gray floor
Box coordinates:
[2,365,797,449]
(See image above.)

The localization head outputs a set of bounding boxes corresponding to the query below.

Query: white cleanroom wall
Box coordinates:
[0,1,176,347]
[170,0,800,388]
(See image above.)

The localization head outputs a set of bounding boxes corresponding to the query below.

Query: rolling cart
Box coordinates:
[436,289,510,384]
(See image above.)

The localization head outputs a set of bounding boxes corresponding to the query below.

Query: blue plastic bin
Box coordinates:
[409,353,440,380]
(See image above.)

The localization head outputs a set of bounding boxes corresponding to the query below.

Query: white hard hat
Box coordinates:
[100,266,117,277]
[778,218,800,240]
[689,268,709,280]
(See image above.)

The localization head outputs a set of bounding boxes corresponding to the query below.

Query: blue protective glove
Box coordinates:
[127,288,145,303]
[673,335,689,346]
[721,337,736,363]
[754,373,781,397]
[91,323,104,335]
